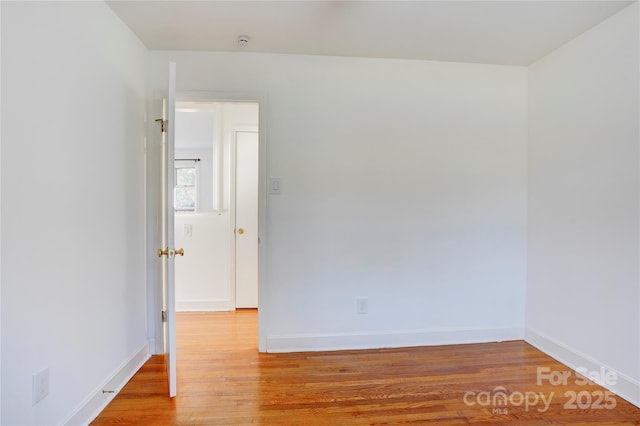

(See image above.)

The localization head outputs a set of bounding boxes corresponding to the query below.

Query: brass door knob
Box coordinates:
[157,248,184,257]
[237,228,245,235]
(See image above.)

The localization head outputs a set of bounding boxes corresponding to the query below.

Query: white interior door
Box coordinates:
[235,131,259,308]
[160,62,178,397]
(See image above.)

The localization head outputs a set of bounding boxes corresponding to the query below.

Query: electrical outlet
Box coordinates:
[32,368,49,405]
[356,298,368,315]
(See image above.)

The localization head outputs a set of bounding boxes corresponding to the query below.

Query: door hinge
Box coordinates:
[155,118,168,133]
[162,310,167,322]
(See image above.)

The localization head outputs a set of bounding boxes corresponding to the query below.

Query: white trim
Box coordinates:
[147,338,156,356]
[0,7,3,414]
[176,298,234,312]
[62,342,150,426]
[525,327,640,408]
[142,98,149,360]
[145,94,165,356]
[257,95,268,353]
[228,119,238,311]
[266,326,523,353]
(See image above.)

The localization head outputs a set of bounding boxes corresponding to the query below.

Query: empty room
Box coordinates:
[2,0,639,424]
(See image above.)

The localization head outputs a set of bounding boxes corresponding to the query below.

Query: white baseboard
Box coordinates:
[525,327,640,408]
[266,326,524,353]
[62,341,151,426]
[176,298,233,312]
[148,338,161,355]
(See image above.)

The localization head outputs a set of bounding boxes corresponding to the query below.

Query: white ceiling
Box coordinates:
[107,0,633,66]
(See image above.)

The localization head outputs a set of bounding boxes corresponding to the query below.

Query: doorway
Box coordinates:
[173,101,260,312]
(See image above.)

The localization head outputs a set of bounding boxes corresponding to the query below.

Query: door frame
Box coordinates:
[145,90,269,353]
[145,93,165,356]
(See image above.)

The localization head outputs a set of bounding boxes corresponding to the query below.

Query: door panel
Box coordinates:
[235,131,259,308]
[161,62,177,397]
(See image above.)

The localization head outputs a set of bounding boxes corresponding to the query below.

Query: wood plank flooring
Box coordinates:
[92,311,640,425]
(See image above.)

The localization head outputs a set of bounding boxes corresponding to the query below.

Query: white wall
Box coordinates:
[148,51,528,351]
[527,3,640,406]
[175,212,230,310]
[1,2,149,424]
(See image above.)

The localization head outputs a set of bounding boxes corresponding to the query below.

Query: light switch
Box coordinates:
[270,178,282,195]
[184,224,193,237]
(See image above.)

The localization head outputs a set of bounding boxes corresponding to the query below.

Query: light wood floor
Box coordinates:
[92,311,640,425]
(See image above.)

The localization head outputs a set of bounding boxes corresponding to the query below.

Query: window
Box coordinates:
[174,166,197,211]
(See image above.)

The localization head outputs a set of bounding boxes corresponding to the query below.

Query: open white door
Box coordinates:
[158,62,178,397]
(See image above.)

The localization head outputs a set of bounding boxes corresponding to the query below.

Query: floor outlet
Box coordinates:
[32,368,49,405]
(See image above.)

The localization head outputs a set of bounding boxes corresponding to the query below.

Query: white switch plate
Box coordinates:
[184,224,193,237]
[270,178,282,195]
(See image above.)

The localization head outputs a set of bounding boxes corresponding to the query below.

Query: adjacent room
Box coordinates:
[173,101,260,313]
[1,0,639,424]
